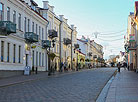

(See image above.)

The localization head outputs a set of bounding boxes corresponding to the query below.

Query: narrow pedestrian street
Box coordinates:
[0,0,138,102]
[0,68,116,102]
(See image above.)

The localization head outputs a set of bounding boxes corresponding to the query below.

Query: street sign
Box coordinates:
[24,66,30,75]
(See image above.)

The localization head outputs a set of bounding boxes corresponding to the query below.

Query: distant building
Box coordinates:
[77,36,104,68]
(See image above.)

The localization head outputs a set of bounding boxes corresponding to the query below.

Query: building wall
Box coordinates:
[0,0,48,72]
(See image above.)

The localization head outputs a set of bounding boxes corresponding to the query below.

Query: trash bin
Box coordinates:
[24,66,30,75]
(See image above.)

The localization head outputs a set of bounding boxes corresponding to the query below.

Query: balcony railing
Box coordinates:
[74,44,79,49]
[25,32,38,43]
[88,52,92,56]
[128,41,137,50]
[64,38,71,45]
[93,55,97,59]
[48,29,58,39]
[0,21,16,35]
[42,40,51,49]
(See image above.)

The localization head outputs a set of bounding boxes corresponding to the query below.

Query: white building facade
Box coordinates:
[0,0,48,77]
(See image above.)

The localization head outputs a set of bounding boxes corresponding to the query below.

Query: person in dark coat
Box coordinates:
[117,62,121,72]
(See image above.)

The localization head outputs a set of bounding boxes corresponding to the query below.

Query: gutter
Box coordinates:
[71,28,73,70]
[45,21,49,71]
[59,20,62,71]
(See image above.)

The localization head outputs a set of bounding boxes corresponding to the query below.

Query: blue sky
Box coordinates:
[34,0,135,59]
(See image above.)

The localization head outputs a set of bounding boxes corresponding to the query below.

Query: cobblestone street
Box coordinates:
[0,68,116,102]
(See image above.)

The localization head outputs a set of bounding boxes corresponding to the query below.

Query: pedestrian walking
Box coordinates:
[127,65,129,71]
[55,62,57,71]
[60,62,63,72]
[64,62,67,71]
[123,62,127,70]
[117,62,121,72]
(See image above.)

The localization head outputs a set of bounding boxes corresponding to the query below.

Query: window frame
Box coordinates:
[7,7,10,21]
[18,13,21,30]
[13,10,16,24]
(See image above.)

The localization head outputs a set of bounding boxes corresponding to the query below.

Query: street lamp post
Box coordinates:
[75,48,81,71]
[44,40,56,76]
[74,44,80,71]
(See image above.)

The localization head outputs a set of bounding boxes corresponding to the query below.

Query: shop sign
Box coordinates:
[129,34,135,42]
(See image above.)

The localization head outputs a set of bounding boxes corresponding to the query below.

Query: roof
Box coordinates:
[19,0,49,23]
[76,50,86,55]
[77,39,87,43]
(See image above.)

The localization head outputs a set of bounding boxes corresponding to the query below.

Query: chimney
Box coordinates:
[71,25,74,30]
[74,27,77,31]
[43,1,49,9]
[51,6,54,12]
[59,15,64,21]
[65,19,68,23]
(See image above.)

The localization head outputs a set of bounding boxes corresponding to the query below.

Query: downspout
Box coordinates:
[45,21,49,71]
[71,29,73,70]
[59,21,62,71]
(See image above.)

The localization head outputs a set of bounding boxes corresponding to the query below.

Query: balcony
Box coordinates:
[0,21,16,35]
[25,32,38,43]
[48,29,58,39]
[93,55,97,59]
[42,40,51,49]
[88,52,92,56]
[64,38,71,45]
[74,44,79,49]
[128,41,137,50]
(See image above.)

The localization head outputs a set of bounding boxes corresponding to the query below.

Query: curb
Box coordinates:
[96,69,117,102]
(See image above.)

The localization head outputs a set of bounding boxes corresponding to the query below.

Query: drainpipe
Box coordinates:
[71,29,73,70]
[45,21,49,71]
[59,21,62,71]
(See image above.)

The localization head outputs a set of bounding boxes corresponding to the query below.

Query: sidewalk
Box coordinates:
[0,69,88,88]
[106,68,138,102]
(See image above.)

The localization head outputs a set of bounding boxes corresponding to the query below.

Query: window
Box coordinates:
[39,26,41,39]
[19,46,21,63]
[1,41,4,62]
[32,22,34,33]
[0,3,4,21]
[39,52,41,66]
[36,24,38,34]
[49,21,51,29]
[7,7,10,21]
[13,44,16,63]
[42,53,44,66]
[24,17,27,32]
[28,19,30,32]
[42,28,44,40]
[7,43,10,62]
[57,45,59,53]
[54,45,56,53]
[13,10,16,24]
[18,13,21,30]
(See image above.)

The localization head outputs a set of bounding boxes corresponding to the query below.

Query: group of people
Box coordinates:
[117,62,128,72]
[60,62,71,72]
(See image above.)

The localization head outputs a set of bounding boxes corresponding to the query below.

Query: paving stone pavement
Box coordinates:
[0,68,116,102]
[105,68,138,102]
